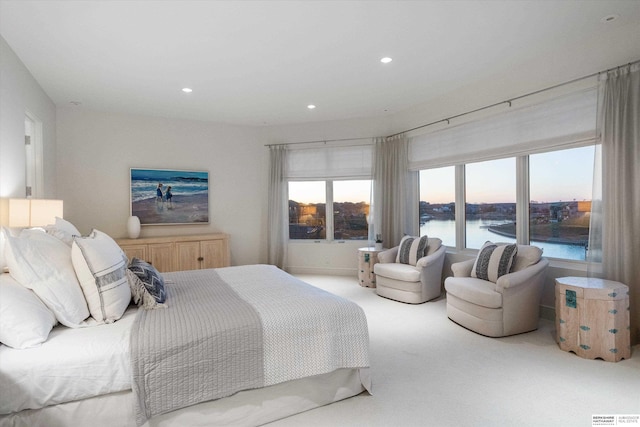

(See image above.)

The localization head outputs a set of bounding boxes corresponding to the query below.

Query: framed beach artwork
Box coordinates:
[130,168,209,225]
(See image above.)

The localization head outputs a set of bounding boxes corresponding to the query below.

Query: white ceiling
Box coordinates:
[1,0,639,127]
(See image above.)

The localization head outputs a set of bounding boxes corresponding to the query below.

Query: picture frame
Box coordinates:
[130,168,209,225]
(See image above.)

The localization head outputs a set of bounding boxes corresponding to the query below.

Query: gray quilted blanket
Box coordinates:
[130,265,370,426]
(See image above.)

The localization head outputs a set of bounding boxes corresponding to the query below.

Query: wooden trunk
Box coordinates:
[555,277,631,362]
[357,247,381,288]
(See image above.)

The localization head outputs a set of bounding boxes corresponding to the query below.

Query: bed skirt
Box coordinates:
[0,367,370,427]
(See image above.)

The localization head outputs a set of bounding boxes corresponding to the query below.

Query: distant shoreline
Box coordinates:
[132,193,208,224]
[488,223,588,246]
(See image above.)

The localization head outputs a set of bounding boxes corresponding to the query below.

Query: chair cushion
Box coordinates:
[425,238,442,256]
[396,235,430,266]
[471,241,518,283]
[513,245,543,272]
[374,262,421,282]
[445,276,503,309]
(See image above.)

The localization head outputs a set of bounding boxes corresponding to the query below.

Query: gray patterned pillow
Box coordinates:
[396,235,430,266]
[128,258,166,304]
[471,241,518,282]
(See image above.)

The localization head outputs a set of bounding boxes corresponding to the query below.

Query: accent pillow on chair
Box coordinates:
[471,241,518,283]
[395,235,430,266]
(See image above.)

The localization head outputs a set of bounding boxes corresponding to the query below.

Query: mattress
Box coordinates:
[0,266,371,425]
[0,304,137,414]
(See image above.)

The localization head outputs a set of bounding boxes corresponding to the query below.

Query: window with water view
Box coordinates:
[419,145,594,261]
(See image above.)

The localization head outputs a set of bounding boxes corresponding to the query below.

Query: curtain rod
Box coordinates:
[264,136,375,147]
[265,59,639,147]
[386,59,639,139]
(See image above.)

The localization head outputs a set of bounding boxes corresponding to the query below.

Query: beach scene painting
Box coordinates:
[130,168,209,225]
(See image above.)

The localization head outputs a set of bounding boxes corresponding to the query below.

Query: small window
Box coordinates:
[333,180,371,240]
[465,158,516,249]
[529,146,594,260]
[288,181,326,239]
[419,167,455,246]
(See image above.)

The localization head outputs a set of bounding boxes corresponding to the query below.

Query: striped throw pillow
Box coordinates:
[71,230,131,324]
[396,235,430,266]
[471,241,518,283]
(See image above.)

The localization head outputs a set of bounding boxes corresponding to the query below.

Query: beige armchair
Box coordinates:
[374,237,446,304]
[444,243,549,337]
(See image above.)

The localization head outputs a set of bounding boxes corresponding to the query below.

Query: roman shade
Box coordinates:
[286,141,373,179]
[408,87,598,170]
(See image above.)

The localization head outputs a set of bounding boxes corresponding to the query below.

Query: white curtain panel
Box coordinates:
[373,135,418,248]
[590,62,640,345]
[408,87,598,170]
[267,145,288,269]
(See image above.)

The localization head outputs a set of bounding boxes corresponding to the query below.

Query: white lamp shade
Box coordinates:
[0,199,63,227]
[29,200,64,227]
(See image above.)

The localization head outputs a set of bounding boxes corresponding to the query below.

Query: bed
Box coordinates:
[0,225,371,427]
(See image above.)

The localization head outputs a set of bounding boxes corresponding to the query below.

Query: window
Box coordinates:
[333,180,371,240]
[410,86,597,261]
[465,158,516,249]
[288,181,326,239]
[289,180,371,241]
[529,146,594,260]
[416,145,595,260]
[419,166,455,246]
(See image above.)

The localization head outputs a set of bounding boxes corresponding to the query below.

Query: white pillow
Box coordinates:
[0,227,21,273]
[4,228,90,327]
[0,228,7,273]
[0,273,57,349]
[72,230,131,323]
[45,217,81,246]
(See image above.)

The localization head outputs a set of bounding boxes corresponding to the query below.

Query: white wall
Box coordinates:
[0,36,56,198]
[56,108,266,266]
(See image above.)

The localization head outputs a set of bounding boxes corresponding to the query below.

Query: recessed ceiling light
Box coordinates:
[380,57,393,64]
[601,14,619,23]
[307,104,316,109]
[182,87,193,93]
[69,101,82,106]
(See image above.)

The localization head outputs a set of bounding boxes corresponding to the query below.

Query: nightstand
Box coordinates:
[357,247,383,288]
[555,276,631,362]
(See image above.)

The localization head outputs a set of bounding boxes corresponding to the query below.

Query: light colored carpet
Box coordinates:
[268,274,639,427]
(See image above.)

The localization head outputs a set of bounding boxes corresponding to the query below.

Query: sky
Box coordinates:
[289,180,370,205]
[420,145,595,204]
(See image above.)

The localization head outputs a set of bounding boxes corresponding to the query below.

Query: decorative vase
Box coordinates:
[127,215,141,239]
[375,242,383,251]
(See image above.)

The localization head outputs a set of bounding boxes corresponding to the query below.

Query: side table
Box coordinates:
[555,276,631,362]
[357,247,383,288]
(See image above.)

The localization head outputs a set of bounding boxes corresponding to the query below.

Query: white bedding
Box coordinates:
[0,305,137,414]
[0,265,371,425]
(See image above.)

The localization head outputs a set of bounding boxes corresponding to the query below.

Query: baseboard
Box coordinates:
[539,304,555,322]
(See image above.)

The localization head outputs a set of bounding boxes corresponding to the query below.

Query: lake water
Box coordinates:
[421,219,587,261]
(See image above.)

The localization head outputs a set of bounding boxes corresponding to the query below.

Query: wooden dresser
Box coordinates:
[116,233,230,273]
